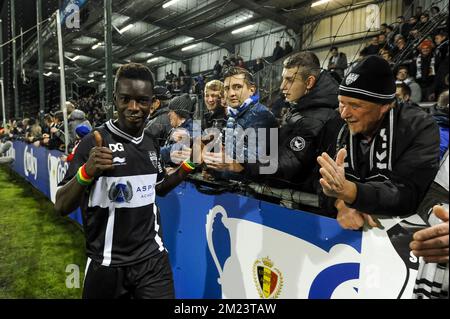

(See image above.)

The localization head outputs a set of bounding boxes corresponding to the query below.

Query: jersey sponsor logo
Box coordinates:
[290,136,306,152]
[109,143,124,152]
[112,156,127,166]
[345,73,359,86]
[253,257,283,299]
[136,184,155,199]
[108,181,133,203]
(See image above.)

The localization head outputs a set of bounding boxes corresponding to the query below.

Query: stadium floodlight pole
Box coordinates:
[11,0,20,118]
[0,80,6,126]
[0,19,4,122]
[56,10,69,155]
[104,0,114,120]
[37,0,45,114]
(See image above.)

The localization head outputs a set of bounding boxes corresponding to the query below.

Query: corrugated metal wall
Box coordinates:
[302,0,404,67]
[302,0,446,67]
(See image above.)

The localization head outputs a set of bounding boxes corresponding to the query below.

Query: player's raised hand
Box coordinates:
[85,131,114,176]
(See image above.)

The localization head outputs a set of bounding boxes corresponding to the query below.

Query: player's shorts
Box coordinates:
[82,252,174,299]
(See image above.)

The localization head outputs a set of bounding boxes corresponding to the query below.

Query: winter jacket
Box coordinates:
[145,106,171,147]
[266,70,340,191]
[320,102,440,217]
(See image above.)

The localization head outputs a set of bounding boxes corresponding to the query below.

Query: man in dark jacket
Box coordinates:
[317,55,440,230]
[145,86,172,146]
[327,46,348,81]
[266,51,341,191]
[160,94,197,166]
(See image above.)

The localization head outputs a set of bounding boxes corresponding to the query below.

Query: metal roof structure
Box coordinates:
[13,0,364,84]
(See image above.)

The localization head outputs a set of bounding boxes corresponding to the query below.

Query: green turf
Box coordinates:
[0,166,85,299]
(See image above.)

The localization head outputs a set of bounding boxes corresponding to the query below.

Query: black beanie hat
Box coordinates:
[169,94,194,119]
[153,85,172,100]
[339,55,396,105]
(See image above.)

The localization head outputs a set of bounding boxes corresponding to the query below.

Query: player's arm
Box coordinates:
[156,139,203,196]
[55,131,113,216]
[155,165,190,197]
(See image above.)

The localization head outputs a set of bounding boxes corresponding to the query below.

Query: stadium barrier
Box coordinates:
[5,141,425,299]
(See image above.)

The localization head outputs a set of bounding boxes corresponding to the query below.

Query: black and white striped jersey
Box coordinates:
[59,120,166,267]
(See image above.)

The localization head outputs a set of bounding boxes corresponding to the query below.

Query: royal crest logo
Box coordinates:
[108,181,133,203]
[148,151,158,169]
[345,73,360,86]
[253,257,283,299]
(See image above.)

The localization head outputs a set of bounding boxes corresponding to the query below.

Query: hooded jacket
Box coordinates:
[267,70,341,191]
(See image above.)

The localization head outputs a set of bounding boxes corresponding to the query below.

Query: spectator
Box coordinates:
[395,65,422,103]
[411,39,436,101]
[430,6,440,18]
[411,144,448,299]
[178,67,185,78]
[213,60,222,79]
[434,31,448,68]
[160,94,196,166]
[145,86,173,147]
[203,80,227,130]
[327,46,348,81]
[66,124,91,163]
[68,106,92,144]
[414,6,423,20]
[284,41,293,56]
[272,41,285,62]
[365,36,380,55]
[393,35,414,63]
[268,51,341,191]
[395,82,412,104]
[203,67,278,176]
[432,90,449,159]
[252,57,264,73]
[317,55,440,228]
[412,203,449,299]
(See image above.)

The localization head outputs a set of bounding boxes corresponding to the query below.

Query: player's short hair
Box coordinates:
[114,63,154,92]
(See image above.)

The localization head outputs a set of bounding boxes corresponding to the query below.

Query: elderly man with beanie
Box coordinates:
[160,93,198,165]
[145,85,173,146]
[317,55,440,230]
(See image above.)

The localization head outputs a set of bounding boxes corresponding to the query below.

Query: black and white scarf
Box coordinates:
[416,54,436,80]
[336,108,394,182]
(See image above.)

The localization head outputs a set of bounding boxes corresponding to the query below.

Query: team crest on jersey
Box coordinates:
[345,73,359,85]
[108,181,133,203]
[290,136,305,152]
[148,151,159,169]
[253,257,283,299]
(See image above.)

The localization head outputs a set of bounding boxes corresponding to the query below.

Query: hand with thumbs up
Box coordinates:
[85,130,114,177]
[317,148,357,204]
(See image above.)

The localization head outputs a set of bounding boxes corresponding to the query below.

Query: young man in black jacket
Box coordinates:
[317,55,440,229]
[265,51,341,191]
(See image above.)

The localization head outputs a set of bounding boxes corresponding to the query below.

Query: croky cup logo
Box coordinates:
[253,257,283,299]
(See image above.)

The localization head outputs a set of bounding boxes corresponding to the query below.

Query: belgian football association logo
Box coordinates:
[253,257,283,299]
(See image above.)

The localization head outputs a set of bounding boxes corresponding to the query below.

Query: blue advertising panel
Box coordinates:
[7,141,422,299]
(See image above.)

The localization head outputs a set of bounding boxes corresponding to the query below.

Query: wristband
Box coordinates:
[181,159,196,173]
[76,164,94,186]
